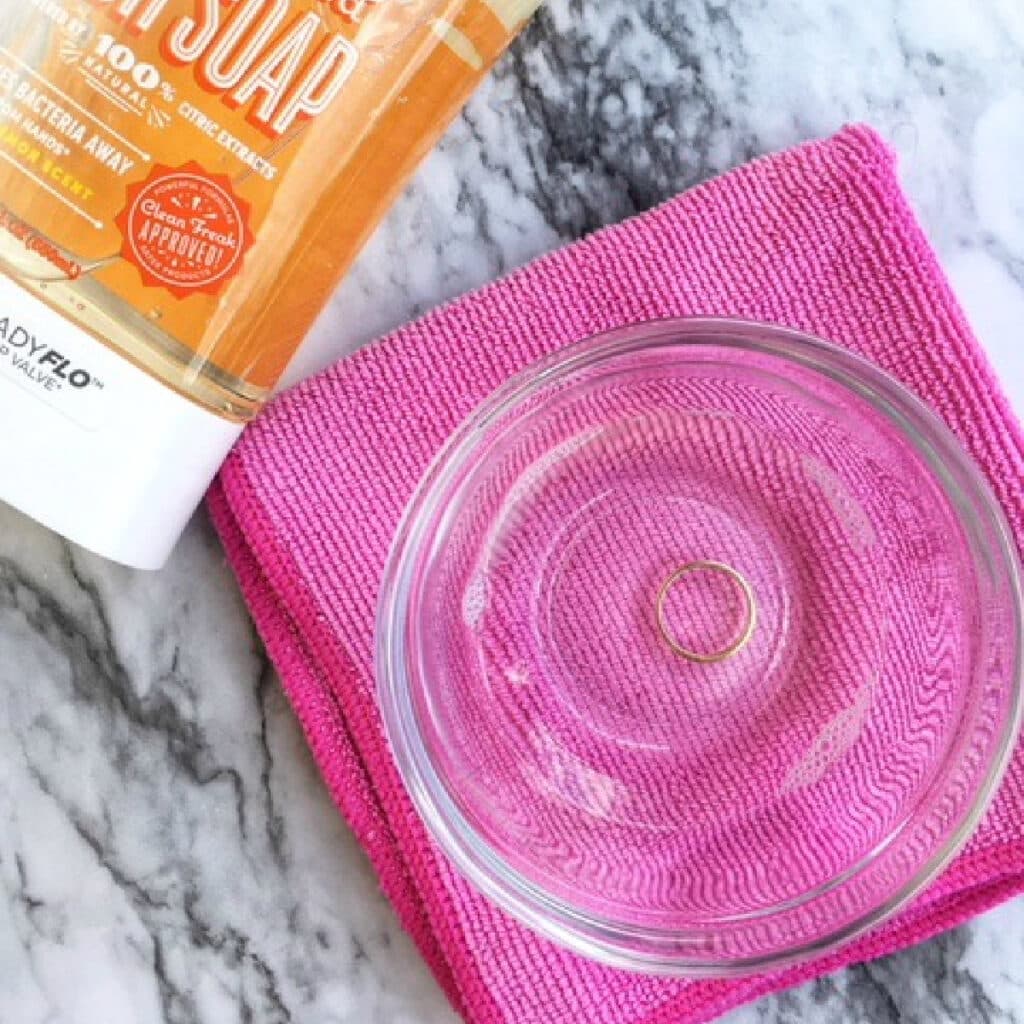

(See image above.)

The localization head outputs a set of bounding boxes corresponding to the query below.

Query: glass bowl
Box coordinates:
[377,319,1022,976]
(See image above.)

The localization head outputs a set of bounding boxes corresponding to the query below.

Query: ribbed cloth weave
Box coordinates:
[208,125,1024,1024]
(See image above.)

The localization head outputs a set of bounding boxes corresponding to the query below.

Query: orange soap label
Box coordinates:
[0,1,539,406]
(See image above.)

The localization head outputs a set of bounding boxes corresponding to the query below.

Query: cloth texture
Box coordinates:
[208,125,1024,1024]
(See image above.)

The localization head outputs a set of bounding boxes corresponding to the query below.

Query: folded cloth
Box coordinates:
[208,125,1024,1024]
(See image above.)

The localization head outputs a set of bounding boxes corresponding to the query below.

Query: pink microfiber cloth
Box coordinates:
[208,125,1024,1024]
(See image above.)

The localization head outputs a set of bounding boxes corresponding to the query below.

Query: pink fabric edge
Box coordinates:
[208,479,503,1022]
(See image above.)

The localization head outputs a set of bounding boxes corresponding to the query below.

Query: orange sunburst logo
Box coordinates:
[115,163,254,299]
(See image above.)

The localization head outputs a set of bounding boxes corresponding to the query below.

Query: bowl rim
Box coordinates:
[376,316,1024,976]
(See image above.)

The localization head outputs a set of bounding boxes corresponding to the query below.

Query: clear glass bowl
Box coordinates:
[377,319,1023,976]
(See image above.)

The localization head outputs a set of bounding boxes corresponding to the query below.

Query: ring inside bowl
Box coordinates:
[656,560,757,663]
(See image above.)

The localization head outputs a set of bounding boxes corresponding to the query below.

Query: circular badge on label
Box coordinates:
[116,163,253,299]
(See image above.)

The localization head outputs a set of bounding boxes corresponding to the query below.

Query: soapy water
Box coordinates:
[412,349,1004,929]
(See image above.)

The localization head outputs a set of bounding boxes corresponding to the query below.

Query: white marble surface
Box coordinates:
[2,1,1024,1022]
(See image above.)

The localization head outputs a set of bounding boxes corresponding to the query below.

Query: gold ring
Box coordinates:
[656,560,757,664]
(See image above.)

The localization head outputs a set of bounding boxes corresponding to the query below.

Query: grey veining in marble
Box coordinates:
[2,1,1024,1022]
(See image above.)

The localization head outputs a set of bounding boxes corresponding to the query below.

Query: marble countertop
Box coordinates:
[3,1,1024,1022]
